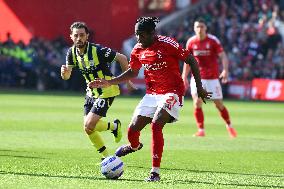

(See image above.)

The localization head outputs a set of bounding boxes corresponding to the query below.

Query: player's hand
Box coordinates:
[88,79,111,88]
[61,65,72,80]
[197,87,212,104]
[183,77,190,91]
[219,70,228,83]
[61,65,68,74]
[127,81,138,92]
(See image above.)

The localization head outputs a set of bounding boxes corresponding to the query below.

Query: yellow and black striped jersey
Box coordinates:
[66,42,120,98]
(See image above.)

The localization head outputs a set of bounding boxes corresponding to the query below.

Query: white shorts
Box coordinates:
[190,78,223,99]
[132,93,184,122]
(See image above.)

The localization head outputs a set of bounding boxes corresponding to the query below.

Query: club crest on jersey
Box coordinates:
[89,60,94,66]
[141,53,146,59]
[193,44,198,49]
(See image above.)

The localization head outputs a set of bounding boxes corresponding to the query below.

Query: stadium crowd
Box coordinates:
[0,0,284,91]
[160,0,284,81]
[0,35,85,91]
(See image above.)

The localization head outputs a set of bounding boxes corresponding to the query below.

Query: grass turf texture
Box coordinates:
[0,91,283,189]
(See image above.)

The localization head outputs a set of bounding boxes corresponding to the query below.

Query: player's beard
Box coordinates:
[75,41,86,49]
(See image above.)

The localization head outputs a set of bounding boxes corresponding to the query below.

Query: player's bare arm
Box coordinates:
[88,68,139,89]
[185,54,212,103]
[61,65,72,80]
[181,63,192,91]
[115,53,137,91]
[219,51,229,83]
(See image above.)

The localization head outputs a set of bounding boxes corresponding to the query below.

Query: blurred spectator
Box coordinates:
[0,35,83,91]
[160,0,284,81]
[1,0,284,91]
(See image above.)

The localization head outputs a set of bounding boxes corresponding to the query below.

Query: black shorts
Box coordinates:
[84,96,115,117]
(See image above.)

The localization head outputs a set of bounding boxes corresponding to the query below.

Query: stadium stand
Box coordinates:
[159,0,284,80]
[0,0,283,93]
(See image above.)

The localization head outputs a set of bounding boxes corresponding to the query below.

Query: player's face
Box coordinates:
[135,30,155,48]
[194,22,207,38]
[70,28,89,48]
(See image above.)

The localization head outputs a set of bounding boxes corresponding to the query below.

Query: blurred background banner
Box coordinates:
[252,78,284,101]
[0,0,284,101]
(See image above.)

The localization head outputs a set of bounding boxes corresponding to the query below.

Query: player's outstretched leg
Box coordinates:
[115,143,143,157]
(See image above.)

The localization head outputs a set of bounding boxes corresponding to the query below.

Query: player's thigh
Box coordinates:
[84,96,115,117]
[204,79,223,99]
[84,112,102,130]
[213,99,224,109]
[152,108,172,126]
[84,96,114,128]
[132,94,157,120]
[130,94,158,131]
[155,93,183,123]
[129,115,152,131]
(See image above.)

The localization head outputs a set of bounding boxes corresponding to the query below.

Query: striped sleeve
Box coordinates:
[65,47,75,67]
[158,35,190,61]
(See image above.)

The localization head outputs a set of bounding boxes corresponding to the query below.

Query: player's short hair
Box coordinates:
[195,17,207,25]
[135,17,160,33]
[70,22,89,34]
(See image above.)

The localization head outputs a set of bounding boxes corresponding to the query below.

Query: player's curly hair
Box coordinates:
[70,22,89,34]
[135,17,160,33]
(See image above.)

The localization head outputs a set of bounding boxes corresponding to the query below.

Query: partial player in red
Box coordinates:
[182,18,237,138]
[88,17,212,181]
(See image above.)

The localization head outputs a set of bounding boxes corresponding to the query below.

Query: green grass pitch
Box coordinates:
[0,91,283,189]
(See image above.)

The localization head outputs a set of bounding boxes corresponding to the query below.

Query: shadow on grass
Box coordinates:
[127,165,283,178]
[0,149,51,159]
[0,149,54,155]
[126,165,284,188]
[0,154,45,159]
[0,149,30,153]
[0,171,142,182]
[0,170,283,188]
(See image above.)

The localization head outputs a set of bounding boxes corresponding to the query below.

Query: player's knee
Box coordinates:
[151,123,163,132]
[84,126,93,135]
[84,121,95,135]
[194,100,202,108]
[214,101,224,110]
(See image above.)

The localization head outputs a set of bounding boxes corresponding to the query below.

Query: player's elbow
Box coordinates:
[116,53,128,64]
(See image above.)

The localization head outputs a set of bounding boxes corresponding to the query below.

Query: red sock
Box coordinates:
[219,106,231,125]
[194,108,204,129]
[151,122,164,168]
[128,127,140,149]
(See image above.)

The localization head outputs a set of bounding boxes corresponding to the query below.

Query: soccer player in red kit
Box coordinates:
[182,18,237,138]
[88,17,212,181]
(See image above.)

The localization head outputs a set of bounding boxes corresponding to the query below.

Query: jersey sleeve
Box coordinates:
[97,45,117,63]
[129,49,142,70]
[66,48,76,67]
[166,37,190,61]
[186,39,193,54]
[212,37,224,54]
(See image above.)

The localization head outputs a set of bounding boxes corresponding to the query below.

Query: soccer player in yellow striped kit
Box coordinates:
[61,22,135,160]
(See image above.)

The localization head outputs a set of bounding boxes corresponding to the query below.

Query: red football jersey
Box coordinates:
[129,35,190,96]
[186,34,223,79]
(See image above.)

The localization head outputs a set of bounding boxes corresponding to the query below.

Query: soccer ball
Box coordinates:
[101,156,124,179]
